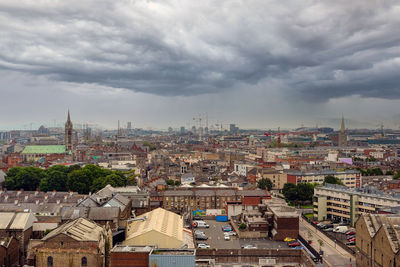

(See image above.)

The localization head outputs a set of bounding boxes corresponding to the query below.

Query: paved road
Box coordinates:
[299,218,355,267]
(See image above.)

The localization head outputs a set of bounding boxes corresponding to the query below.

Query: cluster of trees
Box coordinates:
[356,167,389,176]
[323,175,344,186]
[282,182,316,205]
[5,164,137,194]
[166,179,181,186]
[257,178,273,191]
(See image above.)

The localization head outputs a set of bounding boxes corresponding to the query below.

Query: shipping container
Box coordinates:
[216,215,228,222]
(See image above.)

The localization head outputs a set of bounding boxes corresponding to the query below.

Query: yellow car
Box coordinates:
[284,237,296,242]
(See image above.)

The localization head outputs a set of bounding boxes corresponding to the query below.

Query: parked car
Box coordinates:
[333,226,349,233]
[316,223,325,228]
[226,231,237,236]
[348,238,356,242]
[197,243,210,249]
[193,216,203,221]
[284,237,296,242]
[323,227,334,232]
[288,241,301,247]
[312,221,319,225]
[346,241,355,246]
[347,235,355,240]
[222,226,232,232]
[346,231,356,236]
[224,235,230,240]
[322,224,333,229]
[195,230,205,235]
[195,235,208,240]
[242,244,257,249]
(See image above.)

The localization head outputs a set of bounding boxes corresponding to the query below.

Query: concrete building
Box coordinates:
[287,169,361,188]
[356,214,400,267]
[32,217,110,267]
[314,184,400,226]
[124,208,194,249]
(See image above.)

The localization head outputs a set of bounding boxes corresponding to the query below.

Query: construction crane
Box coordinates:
[264,127,318,148]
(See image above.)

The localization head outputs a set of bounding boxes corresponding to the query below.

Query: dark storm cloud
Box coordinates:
[1,0,400,100]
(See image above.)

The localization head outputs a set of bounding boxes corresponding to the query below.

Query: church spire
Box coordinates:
[340,115,345,132]
[67,109,71,123]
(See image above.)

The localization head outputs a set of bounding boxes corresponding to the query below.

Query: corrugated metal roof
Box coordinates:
[126,208,183,242]
[22,145,66,154]
[42,217,103,242]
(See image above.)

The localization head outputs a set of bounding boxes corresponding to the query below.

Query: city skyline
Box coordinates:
[1,1,400,129]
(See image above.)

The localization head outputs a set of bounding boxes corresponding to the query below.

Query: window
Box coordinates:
[81,257,87,266]
[47,256,53,267]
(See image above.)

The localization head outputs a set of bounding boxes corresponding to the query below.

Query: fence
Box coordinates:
[302,214,356,255]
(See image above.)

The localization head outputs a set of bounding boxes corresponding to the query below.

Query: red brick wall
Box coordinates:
[110,251,149,267]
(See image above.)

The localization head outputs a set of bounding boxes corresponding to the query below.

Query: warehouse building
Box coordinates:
[124,208,194,249]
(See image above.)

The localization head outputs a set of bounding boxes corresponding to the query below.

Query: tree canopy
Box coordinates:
[323,175,344,186]
[6,164,131,194]
[282,182,315,204]
[257,178,273,191]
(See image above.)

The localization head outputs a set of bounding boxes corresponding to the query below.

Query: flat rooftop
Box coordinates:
[112,245,153,253]
[150,249,195,256]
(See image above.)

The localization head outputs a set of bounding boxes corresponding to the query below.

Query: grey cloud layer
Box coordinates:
[1,0,400,100]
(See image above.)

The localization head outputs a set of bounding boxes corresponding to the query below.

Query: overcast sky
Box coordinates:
[1,0,400,131]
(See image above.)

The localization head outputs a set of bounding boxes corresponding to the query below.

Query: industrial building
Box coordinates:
[124,208,194,249]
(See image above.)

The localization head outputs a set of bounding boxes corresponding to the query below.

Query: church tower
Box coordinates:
[338,116,347,147]
[65,110,73,152]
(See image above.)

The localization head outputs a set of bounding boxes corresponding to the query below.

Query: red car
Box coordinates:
[348,238,356,242]
[288,241,301,247]
[346,231,356,235]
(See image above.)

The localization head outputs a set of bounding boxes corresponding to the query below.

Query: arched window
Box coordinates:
[81,257,87,266]
[47,256,53,267]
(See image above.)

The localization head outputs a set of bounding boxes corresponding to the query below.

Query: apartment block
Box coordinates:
[288,169,361,188]
[314,184,400,226]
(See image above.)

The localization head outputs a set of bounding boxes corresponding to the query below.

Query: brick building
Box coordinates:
[0,212,36,265]
[32,217,111,267]
[162,187,269,212]
[268,205,299,241]
[356,214,400,267]
[0,237,19,267]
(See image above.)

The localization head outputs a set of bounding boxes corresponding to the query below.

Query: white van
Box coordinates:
[333,226,348,233]
[193,221,210,228]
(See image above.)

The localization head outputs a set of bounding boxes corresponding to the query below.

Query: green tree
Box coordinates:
[257,178,273,191]
[239,223,247,230]
[174,180,181,186]
[166,179,175,186]
[323,175,344,186]
[6,166,47,191]
[386,170,394,175]
[282,183,298,203]
[297,183,314,202]
[41,169,68,191]
[67,169,92,194]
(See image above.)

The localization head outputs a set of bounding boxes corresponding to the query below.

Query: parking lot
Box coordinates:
[194,220,286,249]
